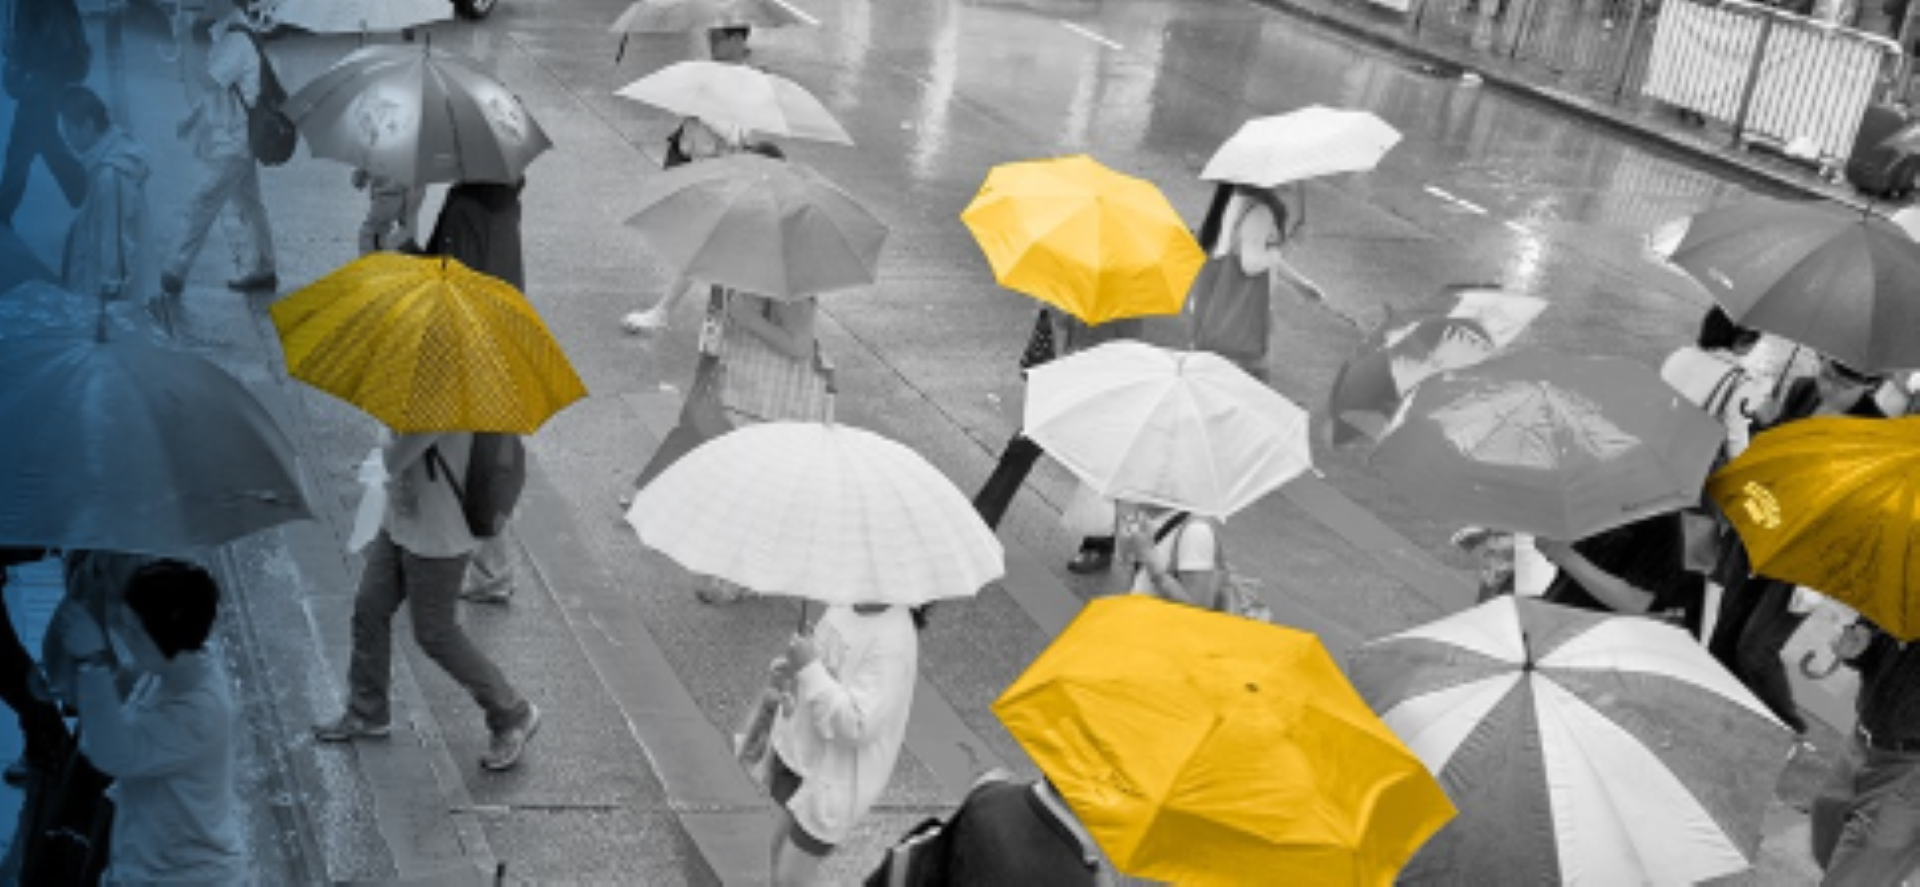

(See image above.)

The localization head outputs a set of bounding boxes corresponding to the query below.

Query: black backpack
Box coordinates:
[427,434,526,539]
[230,29,297,166]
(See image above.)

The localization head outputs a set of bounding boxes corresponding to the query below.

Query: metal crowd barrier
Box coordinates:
[1643,0,1900,166]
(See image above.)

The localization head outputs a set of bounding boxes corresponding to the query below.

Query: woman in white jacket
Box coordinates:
[766,603,922,885]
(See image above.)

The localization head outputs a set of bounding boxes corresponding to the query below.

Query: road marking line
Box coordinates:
[1504,219,1529,234]
[767,0,820,25]
[1060,21,1124,50]
[1424,185,1488,215]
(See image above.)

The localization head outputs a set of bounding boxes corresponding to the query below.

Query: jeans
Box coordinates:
[0,88,86,225]
[347,532,527,733]
[163,150,274,283]
[1814,738,1920,885]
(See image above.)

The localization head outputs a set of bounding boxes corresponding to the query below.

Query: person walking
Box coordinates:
[882,768,1114,885]
[158,0,277,300]
[1186,182,1347,385]
[619,25,756,334]
[55,84,150,316]
[313,432,541,772]
[1708,354,1894,735]
[1810,613,1920,883]
[765,603,921,885]
[0,0,89,228]
[1118,502,1229,614]
[49,560,248,884]
[353,168,424,256]
[421,178,526,604]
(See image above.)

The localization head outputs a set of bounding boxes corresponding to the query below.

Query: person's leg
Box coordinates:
[1813,740,1866,870]
[1824,752,1920,885]
[766,754,833,887]
[971,433,1044,530]
[332,532,407,732]
[161,152,248,294]
[400,547,535,765]
[1735,581,1809,733]
[624,275,700,332]
[0,559,67,781]
[1707,569,1762,672]
[227,160,275,286]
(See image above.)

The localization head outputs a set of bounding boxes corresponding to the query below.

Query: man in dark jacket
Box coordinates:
[423,178,524,603]
[0,0,90,226]
[1812,615,1920,883]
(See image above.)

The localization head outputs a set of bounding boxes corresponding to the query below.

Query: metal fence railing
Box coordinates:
[1642,0,1900,167]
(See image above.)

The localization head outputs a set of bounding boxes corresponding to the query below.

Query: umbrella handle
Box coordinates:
[796,599,808,633]
[616,34,629,64]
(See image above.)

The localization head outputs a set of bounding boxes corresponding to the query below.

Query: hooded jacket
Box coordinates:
[61,127,150,301]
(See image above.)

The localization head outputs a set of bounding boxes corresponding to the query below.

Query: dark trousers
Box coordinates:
[972,433,1111,552]
[0,552,69,766]
[0,88,86,225]
[1709,573,1808,733]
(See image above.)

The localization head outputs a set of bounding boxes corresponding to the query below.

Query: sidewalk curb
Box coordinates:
[1247,0,1872,209]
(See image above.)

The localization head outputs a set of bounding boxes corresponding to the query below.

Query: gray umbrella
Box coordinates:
[0,334,313,557]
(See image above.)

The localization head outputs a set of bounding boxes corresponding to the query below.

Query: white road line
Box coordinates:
[1060,21,1124,50]
[1423,185,1488,215]
[1504,219,1529,234]
[767,0,821,26]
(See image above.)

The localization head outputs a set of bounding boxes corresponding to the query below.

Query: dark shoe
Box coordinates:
[460,571,514,604]
[159,272,185,297]
[227,272,278,292]
[482,704,540,772]
[313,712,392,742]
[3,756,27,787]
[1066,548,1113,574]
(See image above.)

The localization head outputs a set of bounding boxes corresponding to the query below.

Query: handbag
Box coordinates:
[713,291,836,423]
[632,352,734,492]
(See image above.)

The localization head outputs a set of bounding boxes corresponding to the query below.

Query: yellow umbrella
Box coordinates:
[960,154,1206,325]
[1708,415,1920,640]
[993,596,1454,885]
[271,253,587,434]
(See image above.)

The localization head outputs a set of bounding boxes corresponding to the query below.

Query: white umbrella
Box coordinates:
[271,0,451,34]
[626,422,1003,607]
[1023,341,1314,518]
[616,60,853,146]
[1200,106,1402,188]
[610,0,813,33]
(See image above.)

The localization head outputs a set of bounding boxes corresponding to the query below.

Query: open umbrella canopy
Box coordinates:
[616,60,853,145]
[1024,341,1313,518]
[624,154,887,299]
[610,0,811,32]
[994,596,1454,885]
[1708,415,1920,640]
[272,0,451,33]
[1200,106,1403,188]
[1329,315,1496,446]
[1668,196,1920,372]
[0,335,312,555]
[0,281,158,342]
[271,253,587,434]
[284,44,553,186]
[1351,596,1793,885]
[626,422,1003,606]
[1370,351,1726,540]
[960,154,1205,325]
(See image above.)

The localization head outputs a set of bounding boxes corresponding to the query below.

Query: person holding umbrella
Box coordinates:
[764,602,922,885]
[1812,612,1920,882]
[1186,183,1340,383]
[158,0,279,299]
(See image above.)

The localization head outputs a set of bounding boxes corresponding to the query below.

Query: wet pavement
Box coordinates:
[0,0,1867,881]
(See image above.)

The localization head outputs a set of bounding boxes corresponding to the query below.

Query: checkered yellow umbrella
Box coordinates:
[270,253,586,434]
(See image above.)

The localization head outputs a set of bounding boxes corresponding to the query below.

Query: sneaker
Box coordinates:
[1066,547,1113,575]
[313,712,392,742]
[227,272,278,293]
[481,704,540,772]
[159,272,185,298]
[622,310,667,334]
[461,574,514,604]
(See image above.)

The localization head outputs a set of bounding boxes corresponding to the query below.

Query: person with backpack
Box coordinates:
[312,432,541,773]
[1118,502,1228,613]
[0,0,90,228]
[421,177,527,604]
[862,767,1115,885]
[158,0,280,300]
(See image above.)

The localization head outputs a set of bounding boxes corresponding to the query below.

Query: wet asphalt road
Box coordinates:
[1,0,1813,881]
